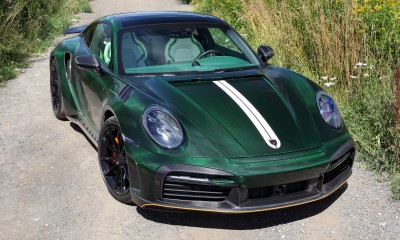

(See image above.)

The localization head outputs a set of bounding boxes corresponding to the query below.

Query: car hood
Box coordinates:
[135,72,322,158]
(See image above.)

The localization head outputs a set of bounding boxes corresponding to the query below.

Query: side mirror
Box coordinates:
[75,55,101,72]
[257,45,274,63]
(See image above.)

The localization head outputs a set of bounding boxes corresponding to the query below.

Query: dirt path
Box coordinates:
[0,0,399,239]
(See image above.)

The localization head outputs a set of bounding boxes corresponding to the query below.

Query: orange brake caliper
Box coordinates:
[112,137,119,163]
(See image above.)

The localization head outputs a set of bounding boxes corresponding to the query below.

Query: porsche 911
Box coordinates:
[50,12,355,213]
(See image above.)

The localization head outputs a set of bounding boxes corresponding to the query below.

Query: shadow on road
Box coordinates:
[69,122,98,151]
[137,184,347,230]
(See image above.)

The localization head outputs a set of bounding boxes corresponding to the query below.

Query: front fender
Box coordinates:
[102,81,224,160]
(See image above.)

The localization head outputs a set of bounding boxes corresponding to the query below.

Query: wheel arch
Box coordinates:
[101,106,117,127]
[50,47,78,115]
[100,105,143,197]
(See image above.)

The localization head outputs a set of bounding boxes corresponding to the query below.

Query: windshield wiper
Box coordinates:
[192,60,201,67]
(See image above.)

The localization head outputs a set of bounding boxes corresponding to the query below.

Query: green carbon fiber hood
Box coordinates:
[172,77,321,157]
[132,69,327,159]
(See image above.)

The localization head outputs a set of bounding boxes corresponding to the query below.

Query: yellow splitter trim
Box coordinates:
[140,174,351,214]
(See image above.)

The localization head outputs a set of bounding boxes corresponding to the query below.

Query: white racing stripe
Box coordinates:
[214,80,281,149]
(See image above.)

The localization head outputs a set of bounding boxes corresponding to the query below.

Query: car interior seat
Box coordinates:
[165,30,204,63]
[121,32,148,68]
[100,40,111,65]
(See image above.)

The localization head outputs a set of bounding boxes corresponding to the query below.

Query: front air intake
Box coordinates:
[324,153,353,184]
[162,175,230,202]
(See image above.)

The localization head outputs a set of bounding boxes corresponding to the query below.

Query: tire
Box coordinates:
[98,116,133,204]
[50,58,66,120]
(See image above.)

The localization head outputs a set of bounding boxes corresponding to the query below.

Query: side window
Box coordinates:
[83,25,96,47]
[209,28,240,53]
[89,23,112,67]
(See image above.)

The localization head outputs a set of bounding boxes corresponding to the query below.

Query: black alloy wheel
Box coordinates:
[98,116,133,204]
[50,58,66,120]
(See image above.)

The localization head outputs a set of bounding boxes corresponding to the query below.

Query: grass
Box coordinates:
[80,0,93,13]
[0,0,92,84]
[193,0,400,197]
[392,175,400,200]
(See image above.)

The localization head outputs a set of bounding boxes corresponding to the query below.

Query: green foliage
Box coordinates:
[195,0,400,178]
[79,0,92,13]
[338,70,399,173]
[353,0,400,62]
[0,0,91,83]
[194,0,250,37]
[392,174,400,200]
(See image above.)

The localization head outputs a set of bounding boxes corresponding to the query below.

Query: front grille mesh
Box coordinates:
[162,176,230,202]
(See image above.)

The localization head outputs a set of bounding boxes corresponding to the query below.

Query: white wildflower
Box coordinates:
[355,62,364,68]
[350,76,358,79]
[321,76,328,80]
[324,82,335,87]
[363,73,369,77]
[330,77,337,81]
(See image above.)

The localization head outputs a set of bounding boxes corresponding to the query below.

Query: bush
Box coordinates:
[0,0,91,84]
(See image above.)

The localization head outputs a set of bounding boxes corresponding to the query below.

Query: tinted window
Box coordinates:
[83,25,96,47]
[209,28,240,53]
[119,23,260,75]
[90,23,112,66]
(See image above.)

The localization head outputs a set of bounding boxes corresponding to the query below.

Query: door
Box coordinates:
[78,22,113,134]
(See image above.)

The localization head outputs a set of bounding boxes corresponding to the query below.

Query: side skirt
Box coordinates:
[67,115,99,147]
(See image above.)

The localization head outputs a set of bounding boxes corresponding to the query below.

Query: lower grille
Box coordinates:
[324,155,352,184]
[248,180,308,199]
[162,175,230,202]
[248,186,274,199]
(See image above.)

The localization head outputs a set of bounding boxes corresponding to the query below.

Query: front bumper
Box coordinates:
[127,140,355,213]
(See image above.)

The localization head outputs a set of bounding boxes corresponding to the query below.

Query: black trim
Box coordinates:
[66,115,99,147]
[324,157,352,184]
[130,167,351,213]
[64,25,87,35]
[118,85,135,101]
[127,156,142,193]
[163,177,230,202]
[154,164,234,203]
[331,140,355,162]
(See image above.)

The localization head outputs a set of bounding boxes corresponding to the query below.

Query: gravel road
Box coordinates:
[0,0,399,239]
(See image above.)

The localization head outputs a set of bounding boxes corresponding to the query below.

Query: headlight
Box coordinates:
[316,91,342,129]
[142,106,184,149]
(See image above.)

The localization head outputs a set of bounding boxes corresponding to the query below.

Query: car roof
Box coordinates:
[105,12,228,28]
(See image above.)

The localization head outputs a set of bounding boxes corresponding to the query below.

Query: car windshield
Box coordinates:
[118,23,260,76]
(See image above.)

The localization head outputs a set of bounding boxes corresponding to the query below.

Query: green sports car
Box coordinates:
[50,12,355,213]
